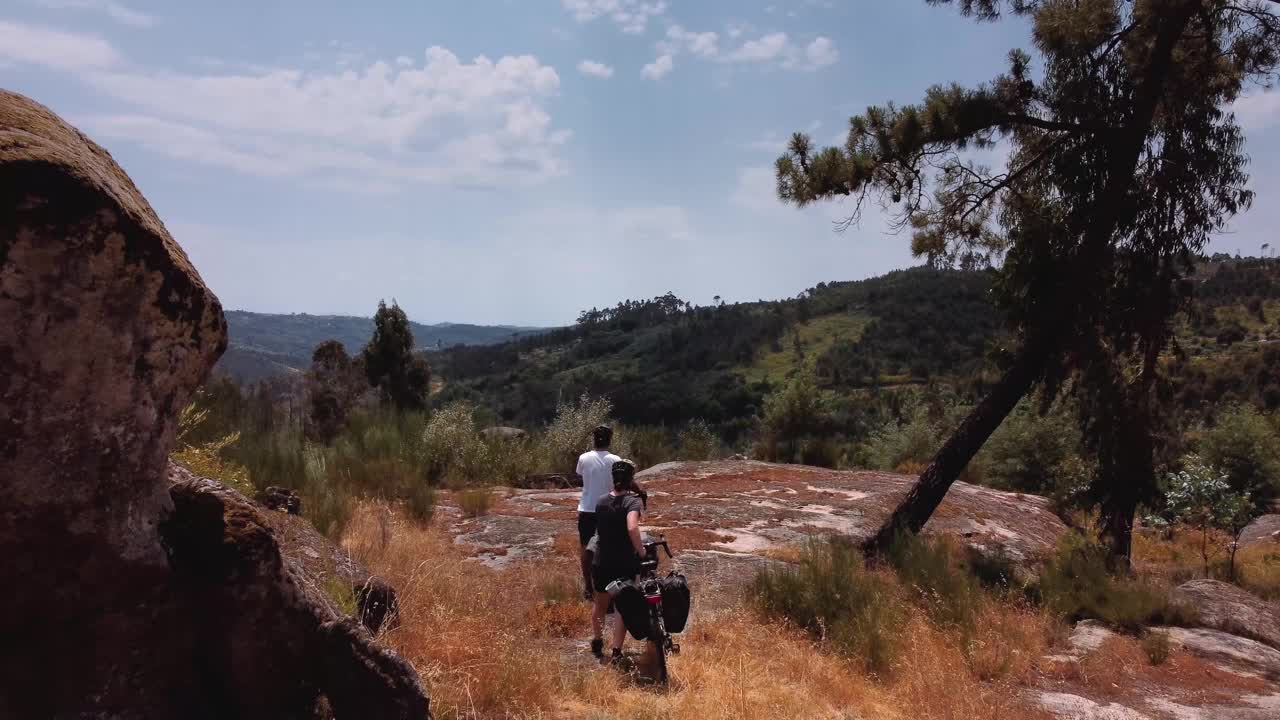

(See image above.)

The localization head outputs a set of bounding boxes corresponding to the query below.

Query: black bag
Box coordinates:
[608,581,653,641]
[658,571,691,633]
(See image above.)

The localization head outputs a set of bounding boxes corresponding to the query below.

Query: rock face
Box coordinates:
[0,90,427,718]
[260,493,400,633]
[1173,579,1280,651]
[1240,514,1280,547]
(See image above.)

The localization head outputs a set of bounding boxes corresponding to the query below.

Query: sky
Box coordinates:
[3,0,1279,326]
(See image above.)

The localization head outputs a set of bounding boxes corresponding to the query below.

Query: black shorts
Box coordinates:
[592,562,638,594]
[577,511,597,547]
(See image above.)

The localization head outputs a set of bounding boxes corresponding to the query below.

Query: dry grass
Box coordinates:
[1132,525,1280,600]
[343,503,1062,720]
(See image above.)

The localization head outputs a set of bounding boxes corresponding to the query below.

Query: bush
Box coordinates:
[300,444,356,538]
[885,533,981,632]
[419,402,492,486]
[458,488,494,518]
[624,425,676,468]
[678,419,720,461]
[1035,532,1198,632]
[757,372,835,464]
[405,479,437,522]
[1198,404,1280,509]
[751,539,903,674]
[1142,630,1170,665]
[542,394,619,472]
[983,400,1085,497]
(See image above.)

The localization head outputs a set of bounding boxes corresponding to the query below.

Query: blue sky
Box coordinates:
[3,1,1278,325]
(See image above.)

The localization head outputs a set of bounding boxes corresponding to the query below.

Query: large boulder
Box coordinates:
[0,90,428,718]
[1173,579,1280,651]
[1240,514,1280,548]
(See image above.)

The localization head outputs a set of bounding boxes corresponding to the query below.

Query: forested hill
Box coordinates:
[216,311,544,384]
[435,257,1280,441]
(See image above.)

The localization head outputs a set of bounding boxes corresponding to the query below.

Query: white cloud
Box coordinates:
[0,20,120,70]
[3,24,570,190]
[722,32,838,71]
[577,59,615,78]
[33,0,157,28]
[641,54,674,80]
[802,37,838,69]
[1234,91,1280,131]
[562,0,667,35]
[661,25,720,58]
[726,32,790,63]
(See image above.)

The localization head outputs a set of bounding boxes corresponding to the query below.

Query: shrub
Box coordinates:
[173,400,254,497]
[885,533,981,632]
[1142,630,1170,665]
[542,393,618,472]
[1035,532,1198,632]
[757,372,835,464]
[983,399,1085,498]
[419,402,491,486]
[458,488,494,518]
[678,418,720,461]
[301,444,356,538]
[751,538,903,674]
[1198,404,1280,509]
[405,479,437,523]
[624,425,676,468]
[1164,455,1255,579]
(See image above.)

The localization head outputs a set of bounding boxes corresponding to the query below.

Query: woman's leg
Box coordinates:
[610,596,627,653]
[591,587,611,643]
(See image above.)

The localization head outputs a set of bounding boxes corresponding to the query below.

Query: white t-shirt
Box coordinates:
[577,449,621,512]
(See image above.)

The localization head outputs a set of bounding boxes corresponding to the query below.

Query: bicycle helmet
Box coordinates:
[611,458,636,488]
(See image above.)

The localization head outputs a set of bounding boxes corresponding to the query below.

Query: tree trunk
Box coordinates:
[862,338,1049,557]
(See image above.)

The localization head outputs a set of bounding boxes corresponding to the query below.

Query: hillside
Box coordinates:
[216,310,546,384]
[436,257,1280,438]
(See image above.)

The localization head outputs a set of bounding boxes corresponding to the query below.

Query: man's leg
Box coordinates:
[577,512,596,600]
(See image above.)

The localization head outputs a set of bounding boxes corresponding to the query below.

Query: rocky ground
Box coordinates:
[447,460,1280,720]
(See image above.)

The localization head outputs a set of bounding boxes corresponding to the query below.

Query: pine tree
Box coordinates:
[362,300,431,411]
[777,0,1279,563]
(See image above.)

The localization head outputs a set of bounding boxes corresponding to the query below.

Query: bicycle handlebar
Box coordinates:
[643,534,675,560]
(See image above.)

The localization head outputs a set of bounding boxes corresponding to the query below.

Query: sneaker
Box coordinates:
[590,638,604,659]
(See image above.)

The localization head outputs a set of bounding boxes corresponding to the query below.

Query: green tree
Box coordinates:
[759,371,834,465]
[1165,455,1255,579]
[776,0,1276,562]
[305,340,364,444]
[362,300,431,411]
[1199,404,1280,511]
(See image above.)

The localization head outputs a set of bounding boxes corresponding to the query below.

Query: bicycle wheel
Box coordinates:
[648,609,668,686]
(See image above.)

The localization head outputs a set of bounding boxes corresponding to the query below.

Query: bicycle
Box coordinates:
[637,534,680,685]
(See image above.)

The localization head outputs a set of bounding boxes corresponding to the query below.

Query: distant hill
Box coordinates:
[215,311,547,384]
[434,256,1280,441]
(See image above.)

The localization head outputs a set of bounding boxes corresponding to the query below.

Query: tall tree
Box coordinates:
[362,300,431,411]
[776,0,1277,563]
[305,340,364,443]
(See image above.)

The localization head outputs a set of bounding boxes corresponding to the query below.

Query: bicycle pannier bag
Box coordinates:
[658,571,691,633]
[606,580,652,641]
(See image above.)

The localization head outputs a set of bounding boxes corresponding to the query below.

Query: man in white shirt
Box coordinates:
[577,425,621,599]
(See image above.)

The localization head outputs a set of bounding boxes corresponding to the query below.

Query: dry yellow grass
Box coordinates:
[342,503,1063,720]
